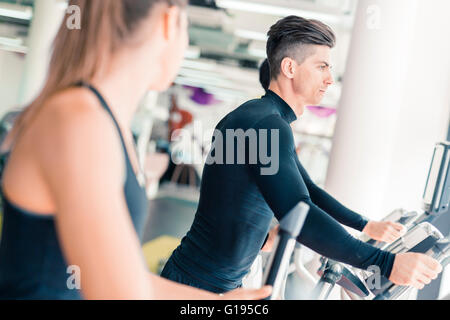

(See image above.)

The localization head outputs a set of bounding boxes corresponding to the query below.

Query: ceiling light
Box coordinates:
[184,46,201,59]
[234,29,268,42]
[216,0,340,24]
[0,3,33,21]
[181,59,217,71]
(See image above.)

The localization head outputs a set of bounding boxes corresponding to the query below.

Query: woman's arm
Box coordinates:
[148,273,272,300]
[38,103,152,299]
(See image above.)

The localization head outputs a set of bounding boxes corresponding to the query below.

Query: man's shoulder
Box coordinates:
[230,97,264,117]
[238,95,274,110]
[218,96,281,130]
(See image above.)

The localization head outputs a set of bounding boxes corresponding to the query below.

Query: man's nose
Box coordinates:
[325,71,334,86]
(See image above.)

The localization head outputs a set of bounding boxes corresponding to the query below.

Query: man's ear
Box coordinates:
[162,6,181,41]
[280,57,296,79]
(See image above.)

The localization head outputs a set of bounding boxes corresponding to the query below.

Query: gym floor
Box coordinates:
[142,197,197,244]
[141,195,310,300]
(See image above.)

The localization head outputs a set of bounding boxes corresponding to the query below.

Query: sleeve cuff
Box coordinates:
[261,233,269,250]
[381,251,396,279]
[358,217,370,232]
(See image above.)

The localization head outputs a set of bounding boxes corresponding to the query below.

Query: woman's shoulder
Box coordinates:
[45,87,108,123]
[30,88,122,162]
[32,88,125,180]
[40,88,115,137]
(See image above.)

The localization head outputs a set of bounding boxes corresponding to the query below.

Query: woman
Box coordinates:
[0,0,271,300]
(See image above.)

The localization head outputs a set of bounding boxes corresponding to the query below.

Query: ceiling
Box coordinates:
[0,0,358,103]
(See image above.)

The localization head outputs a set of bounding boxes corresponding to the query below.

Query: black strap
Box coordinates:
[77,82,146,187]
[78,82,128,149]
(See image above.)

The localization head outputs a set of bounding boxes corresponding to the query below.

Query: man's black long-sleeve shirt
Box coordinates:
[167,90,395,292]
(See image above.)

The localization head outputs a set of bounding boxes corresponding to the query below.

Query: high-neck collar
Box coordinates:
[264,90,298,124]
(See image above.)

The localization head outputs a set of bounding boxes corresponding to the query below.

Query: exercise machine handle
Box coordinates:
[263,202,310,300]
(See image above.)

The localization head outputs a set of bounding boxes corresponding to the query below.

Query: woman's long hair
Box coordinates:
[9,0,187,143]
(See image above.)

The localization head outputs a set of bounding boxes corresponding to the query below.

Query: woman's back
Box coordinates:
[0,85,149,299]
[2,88,101,215]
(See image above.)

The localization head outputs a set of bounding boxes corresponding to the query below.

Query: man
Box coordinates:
[161,16,442,294]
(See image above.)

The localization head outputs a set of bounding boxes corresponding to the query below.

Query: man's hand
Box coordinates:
[261,225,280,252]
[389,253,443,290]
[362,221,407,243]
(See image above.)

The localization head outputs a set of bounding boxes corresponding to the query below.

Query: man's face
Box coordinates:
[292,45,334,110]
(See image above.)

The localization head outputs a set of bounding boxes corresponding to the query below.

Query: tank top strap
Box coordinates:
[76,81,146,187]
[77,82,128,151]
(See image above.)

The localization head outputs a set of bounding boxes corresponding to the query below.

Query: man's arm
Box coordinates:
[295,158,368,231]
[248,115,395,277]
[295,158,407,242]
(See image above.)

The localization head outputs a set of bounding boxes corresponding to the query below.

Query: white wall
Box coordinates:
[325,0,450,220]
[0,50,25,118]
[18,0,66,106]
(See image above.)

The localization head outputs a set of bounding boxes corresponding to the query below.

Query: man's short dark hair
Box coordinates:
[259,59,271,92]
[266,16,336,80]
